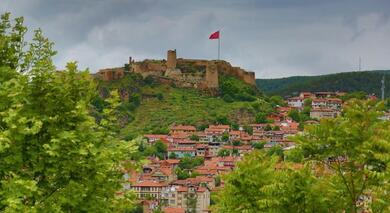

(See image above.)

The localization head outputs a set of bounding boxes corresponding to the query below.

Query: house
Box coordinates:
[287,97,304,108]
[299,92,314,99]
[250,124,268,132]
[206,142,222,157]
[150,167,176,182]
[161,185,211,213]
[229,130,241,141]
[208,125,230,132]
[310,108,340,120]
[379,112,390,121]
[170,125,197,135]
[312,99,327,108]
[144,134,169,143]
[167,147,196,158]
[326,98,342,109]
[130,181,168,200]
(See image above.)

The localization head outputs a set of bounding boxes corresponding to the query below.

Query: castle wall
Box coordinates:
[97,68,125,81]
[97,50,256,93]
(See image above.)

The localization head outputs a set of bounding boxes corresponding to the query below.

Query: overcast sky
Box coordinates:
[2,0,390,78]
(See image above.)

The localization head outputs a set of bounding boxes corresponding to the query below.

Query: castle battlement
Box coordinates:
[96,50,256,90]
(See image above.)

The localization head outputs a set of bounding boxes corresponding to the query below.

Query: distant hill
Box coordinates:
[256,70,390,97]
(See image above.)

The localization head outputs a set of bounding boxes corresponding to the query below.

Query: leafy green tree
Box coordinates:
[231,123,239,130]
[340,91,367,101]
[255,112,268,123]
[266,145,284,159]
[251,141,266,150]
[264,124,272,131]
[269,95,286,107]
[145,140,167,160]
[213,151,335,213]
[178,156,204,170]
[190,134,199,141]
[169,152,177,159]
[295,99,390,212]
[232,141,242,146]
[243,125,253,135]
[288,109,301,122]
[0,13,136,212]
[221,132,229,142]
[272,125,280,131]
[217,149,230,157]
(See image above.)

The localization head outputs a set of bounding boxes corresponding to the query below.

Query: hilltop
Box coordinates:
[92,55,267,139]
[256,70,390,97]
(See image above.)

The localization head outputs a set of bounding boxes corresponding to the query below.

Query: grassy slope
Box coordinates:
[257,70,390,97]
[120,84,256,137]
[95,73,262,138]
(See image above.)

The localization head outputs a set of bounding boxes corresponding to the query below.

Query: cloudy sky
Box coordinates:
[2,0,390,78]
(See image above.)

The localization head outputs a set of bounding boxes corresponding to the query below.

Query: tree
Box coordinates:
[251,141,266,150]
[145,140,167,160]
[232,141,242,146]
[217,149,230,157]
[269,95,286,107]
[213,151,337,213]
[178,156,204,170]
[190,134,199,141]
[295,99,390,212]
[221,132,229,142]
[288,109,301,122]
[264,124,272,131]
[0,13,136,212]
[169,152,177,159]
[215,100,390,212]
[255,112,268,123]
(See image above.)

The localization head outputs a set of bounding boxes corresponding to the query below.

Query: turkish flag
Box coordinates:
[209,31,220,39]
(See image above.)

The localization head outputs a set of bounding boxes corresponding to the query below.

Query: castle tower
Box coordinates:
[205,62,219,88]
[167,49,177,69]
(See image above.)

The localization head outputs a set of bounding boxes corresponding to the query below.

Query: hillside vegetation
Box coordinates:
[94,73,269,139]
[256,70,390,97]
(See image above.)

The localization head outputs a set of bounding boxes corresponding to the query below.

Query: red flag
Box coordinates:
[209,31,220,39]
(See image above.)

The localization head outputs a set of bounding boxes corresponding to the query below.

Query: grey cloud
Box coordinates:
[2,0,390,78]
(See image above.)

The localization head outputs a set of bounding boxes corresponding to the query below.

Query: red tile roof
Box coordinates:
[132,181,168,187]
[163,207,185,213]
[171,125,196,131]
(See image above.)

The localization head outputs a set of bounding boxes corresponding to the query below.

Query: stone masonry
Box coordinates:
[96,50,256,91]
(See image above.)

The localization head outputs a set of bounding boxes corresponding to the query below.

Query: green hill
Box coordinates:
[256,70,390,97]
[93,73,270,139]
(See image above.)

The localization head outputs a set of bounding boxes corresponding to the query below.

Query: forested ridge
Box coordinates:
[257,70,390,97]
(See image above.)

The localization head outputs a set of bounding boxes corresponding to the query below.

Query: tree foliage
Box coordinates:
[214,100,390,212]
[0,13,136,212]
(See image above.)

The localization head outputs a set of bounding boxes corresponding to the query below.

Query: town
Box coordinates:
[125,91,389,213]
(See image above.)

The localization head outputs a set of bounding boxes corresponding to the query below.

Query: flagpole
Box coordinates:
[218,30,220,60]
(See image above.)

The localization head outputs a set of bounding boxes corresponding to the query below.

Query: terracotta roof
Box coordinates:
[209,125,230,129]
[250,123,268,127]
[288,97,303,101]
[144,134,168,139]
[163,207,185,213]
[171,125,196,131]
[167,147,196,152]
[164,159,180,164]
[311,108,337,112]
[229,130,241,135]
[132,181,168,187]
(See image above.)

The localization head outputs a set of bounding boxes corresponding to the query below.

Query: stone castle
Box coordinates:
[97,50,256,90]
